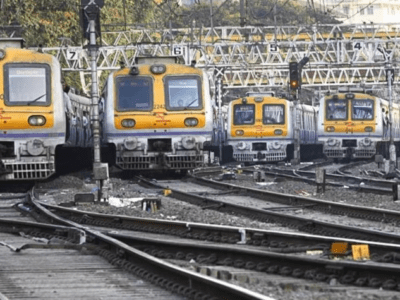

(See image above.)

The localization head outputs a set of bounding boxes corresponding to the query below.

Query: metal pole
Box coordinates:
[89,19,108,200]
[210,0,214,43]
[217,77,223,163]
[89,20,101,165]
[293,96,301,165]
[388,66,396,172]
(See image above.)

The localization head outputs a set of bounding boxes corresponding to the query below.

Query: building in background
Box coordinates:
[320,0,400,24]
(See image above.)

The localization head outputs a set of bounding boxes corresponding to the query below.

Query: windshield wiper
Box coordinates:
[27,94,46,105]
[184,99,198,110]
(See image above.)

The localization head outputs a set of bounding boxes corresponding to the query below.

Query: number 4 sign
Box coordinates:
[353,42,364,51]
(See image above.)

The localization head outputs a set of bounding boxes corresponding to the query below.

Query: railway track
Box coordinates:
[0,189,273,300]
[195,160,397,195]
[20,188,400,292]
[137,176,400,244]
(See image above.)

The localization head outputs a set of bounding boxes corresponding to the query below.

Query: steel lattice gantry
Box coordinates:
[36,23,400,93]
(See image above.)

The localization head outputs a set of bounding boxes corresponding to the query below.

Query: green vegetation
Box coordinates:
[0,0,339,48]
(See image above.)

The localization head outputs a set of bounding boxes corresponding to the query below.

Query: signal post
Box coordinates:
[81,0,109,201]
[289,61,301,165]
[289,58,309,166]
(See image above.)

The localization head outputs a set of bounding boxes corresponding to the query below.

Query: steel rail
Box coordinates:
[27,190,273,300]
[27,198,400,261]
[108,231,400,291]
[190,175,400,224]
[138,177,400,244]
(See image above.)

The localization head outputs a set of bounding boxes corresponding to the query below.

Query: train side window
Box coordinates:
[116,76,153,111]
[233,104,255,125]
[326,99,348,120]
[351,99,374,120]
[164,75,202,111]
[263,104,285,124]
[4,63,51,106]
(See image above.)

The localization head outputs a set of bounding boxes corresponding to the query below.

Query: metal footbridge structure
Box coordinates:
[31,23,400,94]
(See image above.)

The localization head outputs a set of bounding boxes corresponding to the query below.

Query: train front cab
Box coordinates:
[101,57,213,171]
[317,92,379,159]
[227,96,291,163]
[0,45,65,180]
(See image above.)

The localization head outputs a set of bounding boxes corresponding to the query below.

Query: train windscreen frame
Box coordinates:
[326,99,348,121]
[233,104,255,125]
[351,99,374,120]
[116,76,153,111]
[263,104,285,125]
[4,63,51,106]
[164,75,202,111]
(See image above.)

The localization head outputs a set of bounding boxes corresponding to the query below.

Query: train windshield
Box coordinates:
[233,104,255,125]
[326,99,348,120]
[116,76,153,111]
[165,76,202,110]
[263,104,284,124]
[4,64,50,106]
[351,99,374,120]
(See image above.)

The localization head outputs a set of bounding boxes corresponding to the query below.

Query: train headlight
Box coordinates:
[362,138,372,147]
[270,141,282,150]
[150,64,166,74]
[184,118,198,127]
[28,115,46,126]
[0,49,6,60]
[237,141,247,150]
[274,129,283,135]
[326,126,335,132]
[123,138,138,150]
[121,119,136,128]
[235,130,244,136]
[327,138,338,146]
[364,126,373,132]
[26,139,44,156]
[182,136,196,150]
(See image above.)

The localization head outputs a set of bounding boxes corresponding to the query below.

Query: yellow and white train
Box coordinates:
[0,39,94,181]
[0,40,67,180]
[226,93,320,163]
[317,89,400,159]
[100,57,213,171]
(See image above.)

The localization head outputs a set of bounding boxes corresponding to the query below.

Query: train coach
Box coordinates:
[317,89,400,159]
[100,56,213,171]
[0,39,67,180]
[226,93,320,163]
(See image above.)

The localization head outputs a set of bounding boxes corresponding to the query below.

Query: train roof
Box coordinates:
[0,38,24,49]
[134,56,185,65]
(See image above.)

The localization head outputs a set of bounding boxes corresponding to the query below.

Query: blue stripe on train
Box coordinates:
[107,131,213,137]
[0,133,65,138]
